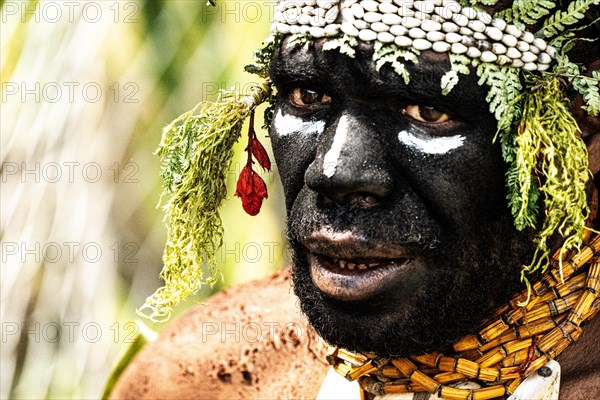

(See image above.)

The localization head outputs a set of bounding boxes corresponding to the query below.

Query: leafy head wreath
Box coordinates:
[138,0,600,322]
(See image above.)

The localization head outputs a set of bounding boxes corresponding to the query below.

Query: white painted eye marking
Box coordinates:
[323,115,349,178]
[398,128,465,154]
[273,109,325,137]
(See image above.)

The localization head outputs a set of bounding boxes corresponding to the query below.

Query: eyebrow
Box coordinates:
[269,43,487,112]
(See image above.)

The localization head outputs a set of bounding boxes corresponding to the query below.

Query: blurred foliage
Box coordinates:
[1,1,285,398]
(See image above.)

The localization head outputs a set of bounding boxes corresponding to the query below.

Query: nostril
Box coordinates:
[345,193,381,208]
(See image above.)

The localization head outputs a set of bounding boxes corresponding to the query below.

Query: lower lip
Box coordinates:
[308,253,411,301]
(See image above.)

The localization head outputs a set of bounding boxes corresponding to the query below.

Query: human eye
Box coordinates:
[289,87,332,108]
[402,105,451,124]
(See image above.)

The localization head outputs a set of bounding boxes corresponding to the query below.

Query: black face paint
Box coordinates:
[268,39,536,357]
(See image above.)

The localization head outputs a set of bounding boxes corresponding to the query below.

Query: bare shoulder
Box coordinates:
[110,269,330,399]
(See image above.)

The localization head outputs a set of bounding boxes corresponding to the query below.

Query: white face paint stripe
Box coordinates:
[323,115,349,178]
[398,129,465,155]
[273,109,325,137]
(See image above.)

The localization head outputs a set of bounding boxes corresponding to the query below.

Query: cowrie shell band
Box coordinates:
[271,0,555,71]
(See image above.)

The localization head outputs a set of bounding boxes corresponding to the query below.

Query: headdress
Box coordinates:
[139,0,600,321]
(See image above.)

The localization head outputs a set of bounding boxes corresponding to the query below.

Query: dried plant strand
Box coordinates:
[138,82,271,322]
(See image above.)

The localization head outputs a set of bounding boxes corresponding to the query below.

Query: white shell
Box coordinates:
[414,1,435,13]
[341,21,360,36]
[459,27,473,36]
[302,5,315,15]
[317,0,337,9]
[341,7,354,22]
[309,26,326,37]
[402,16,422,28]
[389,24,408,36]
[502,34,518,48]
[477,11,492,24]
[516,41,530,52]
[312,15,326,27]
[461,7,477,19]
[452,13,469,27]
[382,13,402,26]
[379,2,398,13]
[468,20,486,33]
[451,42,468,54]
[537,63,550,71]
[505,24,522,38]
[473,32,486,40]
[426,31,445,42]
[492,18,506,31]
[497,55,511,65]
[434,6,453,20]
[492,43,507,55]
[480,50,497,62]
[358,28,378,41]
[529,46,541,55]
[371,22,389,32]
[324,23,341,36]
[276,23,292,34]
[353,19,368,29]
[421,19,442,32]
[350,3,365,18]
[360,0,379,12]
[299,13,311,25]
[546,46,556,58]
[408,27,427,39]
[522,31,534,43]
[397,5,415,17]
[538,52,552,64]
[445,32,462,43]
[532,38,547,51]
[363,11,382,22]
[485,26,503,41]
[511,59,524,68]
[394,35,413,47]
[467,46,481,58]
[432,41,451,52]
[521,51,537,63]
[506,47,522,59]
[461,35,476,47]
[442,21,460,33]
[413,38,433,50]
[523,62,537,71]
[377,31,396,43]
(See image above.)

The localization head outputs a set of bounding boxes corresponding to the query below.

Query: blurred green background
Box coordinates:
[1,1,287,398]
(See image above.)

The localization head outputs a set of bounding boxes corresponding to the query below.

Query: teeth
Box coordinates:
[332,258,391,270]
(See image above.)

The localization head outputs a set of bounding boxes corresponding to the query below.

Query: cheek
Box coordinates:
[395,128,507,229]
[270,108,325,208]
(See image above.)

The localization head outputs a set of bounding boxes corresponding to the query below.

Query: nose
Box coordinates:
[304,113,394,208]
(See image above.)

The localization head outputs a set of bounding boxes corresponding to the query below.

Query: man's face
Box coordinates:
[268,40,536,357]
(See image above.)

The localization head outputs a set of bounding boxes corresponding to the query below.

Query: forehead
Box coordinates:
[269,39,490,115]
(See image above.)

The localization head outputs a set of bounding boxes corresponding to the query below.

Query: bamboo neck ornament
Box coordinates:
[328,231,600,400]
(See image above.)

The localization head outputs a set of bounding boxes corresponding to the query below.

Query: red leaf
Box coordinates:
[251,136,271,171]
[235,165,268,216]
[234,165,253,197]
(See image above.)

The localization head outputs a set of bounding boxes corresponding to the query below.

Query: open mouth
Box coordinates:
[308,252,411,301]
[301,227,417,301]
